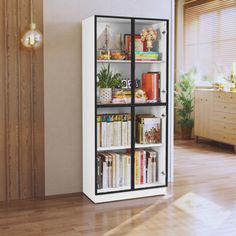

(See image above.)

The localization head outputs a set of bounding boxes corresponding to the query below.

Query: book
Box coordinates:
[97,155,102,189]
[122,115,128,146]
[142,72,160,102]
[106,115,112,147]
[101,115,107,147]
[97,116,101,147]
[135,51,159,60]
[143,118,161,144]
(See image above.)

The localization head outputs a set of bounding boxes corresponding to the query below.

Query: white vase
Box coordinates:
[99,88,112,104]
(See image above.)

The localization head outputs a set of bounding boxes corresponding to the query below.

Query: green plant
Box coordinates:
[175,68,196,126]
[97,64,122,89]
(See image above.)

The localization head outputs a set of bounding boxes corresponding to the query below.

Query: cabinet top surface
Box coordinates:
[194,89,236,94]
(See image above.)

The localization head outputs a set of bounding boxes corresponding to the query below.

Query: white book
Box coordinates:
[122,116,128,146]
[106,118,112,147]
[147,157,152,184]
[127,155,131,186]
[97,122,100,147]
[113,121,121,146]
[127,120,131,146]
[101,118,107,147]
[119,155,123,187]
[122,156,126,187]
[102,160,108,189]
[115,154,120,187]
[124,154,131,186]
[112,153,116,188]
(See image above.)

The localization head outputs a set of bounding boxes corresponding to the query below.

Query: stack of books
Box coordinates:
[136,114,161,144]
[97,114,131,148]
[141,72,160,102]
[135,51,159,61]
[97,152,131,190]
[135,149,158,185]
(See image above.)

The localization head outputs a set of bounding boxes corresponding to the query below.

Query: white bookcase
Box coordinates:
[82,15,172,203]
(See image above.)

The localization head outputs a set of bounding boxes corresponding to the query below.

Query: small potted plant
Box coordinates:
[175,68,196,140]
[97,64,122,104]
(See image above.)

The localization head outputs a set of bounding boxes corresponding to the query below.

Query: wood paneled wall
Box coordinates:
[0,0,44,201]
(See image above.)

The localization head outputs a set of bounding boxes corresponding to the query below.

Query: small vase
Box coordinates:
[99,88,112,104]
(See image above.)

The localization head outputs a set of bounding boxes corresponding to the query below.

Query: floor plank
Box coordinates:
[0,140,236,236]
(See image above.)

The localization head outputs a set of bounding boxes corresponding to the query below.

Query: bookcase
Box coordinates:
[82,15,171,203]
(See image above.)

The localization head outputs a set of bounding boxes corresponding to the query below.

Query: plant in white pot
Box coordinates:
[175,68,196,140]
[97,64,122,104]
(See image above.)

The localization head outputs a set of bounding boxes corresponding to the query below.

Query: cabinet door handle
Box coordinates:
[161,114,166,118]
[161,90,166,93]
[161,171,166,175]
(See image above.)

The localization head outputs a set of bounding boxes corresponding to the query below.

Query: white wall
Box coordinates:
[44,0,174,196]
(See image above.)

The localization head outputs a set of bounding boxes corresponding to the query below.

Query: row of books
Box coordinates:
[135,149,158,185]
[97,152,131,190]
[97,114,131,147]
[136,114,161,144]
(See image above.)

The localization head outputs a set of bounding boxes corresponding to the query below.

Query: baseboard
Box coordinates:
[45,192,82,200]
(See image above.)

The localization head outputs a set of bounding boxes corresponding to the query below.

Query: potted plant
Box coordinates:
[175,68,196,140]
[97,64,122,104]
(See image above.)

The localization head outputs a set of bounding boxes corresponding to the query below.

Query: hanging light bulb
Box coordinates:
[21,0,43,49]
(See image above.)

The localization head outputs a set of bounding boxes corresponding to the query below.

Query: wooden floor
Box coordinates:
[1,140,236,236]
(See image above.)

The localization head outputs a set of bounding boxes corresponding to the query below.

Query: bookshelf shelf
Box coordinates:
[135,143,163,148]
[83,15,172,203]
[97,60,166,64]
[97,186,131,193]
[97,145,130,151]
[135,182,164,189]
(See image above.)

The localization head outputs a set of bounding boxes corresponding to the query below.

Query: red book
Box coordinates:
[142,73,160,101]
[140,150,144,184]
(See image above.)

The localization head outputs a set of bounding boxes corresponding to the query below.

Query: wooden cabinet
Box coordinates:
[194,90,236,152]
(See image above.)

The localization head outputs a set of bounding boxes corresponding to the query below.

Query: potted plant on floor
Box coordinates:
[97,64,122,104]
[175,68,196,140]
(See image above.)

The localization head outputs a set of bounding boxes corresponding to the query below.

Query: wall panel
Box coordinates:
[0,0,44,201]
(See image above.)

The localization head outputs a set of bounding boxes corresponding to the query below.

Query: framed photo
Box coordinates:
[124,34,147,53]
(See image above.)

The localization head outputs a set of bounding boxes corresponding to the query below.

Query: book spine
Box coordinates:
[156,152,159,182]
[147,155,152,184]
[106,116,112,147]
[122,115,128,146]
[97,117,101,147]
[116,154,120,188]
[127,120,131,146]
[101,116,107,147]
[143,151,146,184]
[97,156,101,189]
[119,155,123,187]
[112,154,116,188]
[108,157,112,188]
[140,151,144,184]
[152,155,156,183]
[127,155,131,186]
[135,151,138,185]
[102,158,108,189]
[122,155,126,187]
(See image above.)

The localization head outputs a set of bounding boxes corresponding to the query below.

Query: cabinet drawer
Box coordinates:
[214,92,236,104]
[213,102,236,114]
[212,111,236,124]
[212,121,236,134]
[212,131,236,145]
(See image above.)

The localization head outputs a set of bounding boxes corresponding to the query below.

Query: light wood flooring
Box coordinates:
[1,140,236,236]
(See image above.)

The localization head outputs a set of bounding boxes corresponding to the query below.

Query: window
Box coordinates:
[184,0,236,85]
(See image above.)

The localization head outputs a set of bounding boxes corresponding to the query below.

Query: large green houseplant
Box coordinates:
[97,64,122,103]
[175,68,196,139]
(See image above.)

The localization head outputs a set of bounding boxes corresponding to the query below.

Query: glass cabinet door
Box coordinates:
[134,19,168,105]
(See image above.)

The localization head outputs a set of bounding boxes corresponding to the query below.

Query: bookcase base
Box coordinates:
[83,187,167,203]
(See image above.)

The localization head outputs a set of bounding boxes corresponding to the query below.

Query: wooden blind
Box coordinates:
[184,0,236,84]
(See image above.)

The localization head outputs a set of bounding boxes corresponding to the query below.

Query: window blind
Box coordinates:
[184,0,236,84]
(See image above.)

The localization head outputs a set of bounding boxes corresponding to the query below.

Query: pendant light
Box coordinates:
[21,0,43,49]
